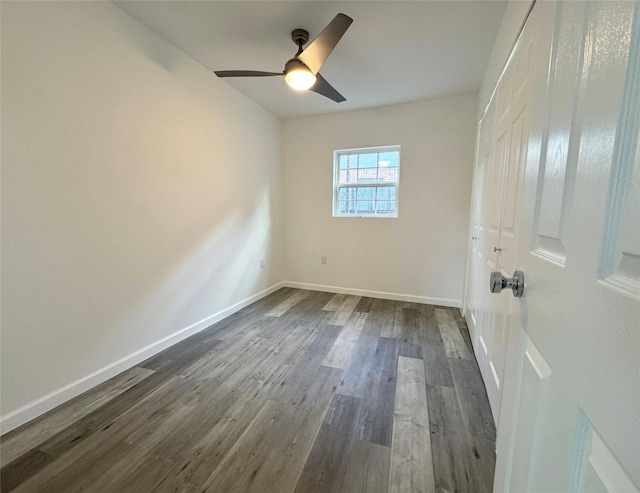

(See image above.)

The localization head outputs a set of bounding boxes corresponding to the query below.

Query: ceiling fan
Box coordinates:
[214,13,353,103]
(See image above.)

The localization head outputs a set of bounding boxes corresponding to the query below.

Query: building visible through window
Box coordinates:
[333,146,400,217]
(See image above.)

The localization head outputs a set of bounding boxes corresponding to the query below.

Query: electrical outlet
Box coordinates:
[259,258,265,269]
[321,255,328,265]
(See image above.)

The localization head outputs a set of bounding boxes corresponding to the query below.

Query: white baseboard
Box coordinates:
[0,282,285,435]
[283,281,460,308]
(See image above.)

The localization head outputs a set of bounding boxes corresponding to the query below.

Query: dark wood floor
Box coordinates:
[1,288,496,492]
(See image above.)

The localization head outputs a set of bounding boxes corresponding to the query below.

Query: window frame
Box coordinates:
[332,145,401,218]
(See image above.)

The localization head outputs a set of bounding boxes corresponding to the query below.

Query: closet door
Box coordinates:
[466,100,494,345]
[472,21,535,424]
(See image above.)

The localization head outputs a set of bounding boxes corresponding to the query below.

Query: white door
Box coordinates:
[493,1,640,491]
[465,99,494,345]
[470,22,535,424]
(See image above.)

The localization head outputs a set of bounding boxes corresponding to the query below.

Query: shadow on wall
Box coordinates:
[109,189,274,351]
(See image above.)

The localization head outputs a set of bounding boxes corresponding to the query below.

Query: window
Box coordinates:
[333,145,400,217]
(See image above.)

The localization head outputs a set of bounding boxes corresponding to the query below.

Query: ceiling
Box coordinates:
[114,1,507,120]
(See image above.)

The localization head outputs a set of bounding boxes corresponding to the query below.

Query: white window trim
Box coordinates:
[332,145,401,218]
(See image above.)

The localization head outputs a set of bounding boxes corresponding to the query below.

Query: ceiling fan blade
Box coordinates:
[298,13,353,74]
[214,70,283,77]
[309,73,346,103]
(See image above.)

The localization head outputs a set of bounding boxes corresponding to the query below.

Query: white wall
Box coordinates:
[1,1,282,431]
[282,94,478,306]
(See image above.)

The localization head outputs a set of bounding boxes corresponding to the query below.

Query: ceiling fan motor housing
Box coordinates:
[284,57,312,75]
[291,29,310,47]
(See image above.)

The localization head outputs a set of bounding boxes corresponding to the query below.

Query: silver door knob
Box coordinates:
[490,270,525,297]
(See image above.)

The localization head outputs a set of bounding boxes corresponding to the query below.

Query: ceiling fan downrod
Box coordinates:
[291,28,309,56]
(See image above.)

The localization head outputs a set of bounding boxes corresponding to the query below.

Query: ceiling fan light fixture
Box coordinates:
[284,59,317,91]
[285,68,316,91]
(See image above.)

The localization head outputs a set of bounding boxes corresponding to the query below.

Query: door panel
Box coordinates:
[531,1,588,268]
[572,423,640,493]
[489,124,508,249]
[501,110,525,244]
[506,335,552,492]
[598,27,640,300]
[480,122,509,401]
[469,150,489,334]
[495,63,513,130]
[467,101,494,348]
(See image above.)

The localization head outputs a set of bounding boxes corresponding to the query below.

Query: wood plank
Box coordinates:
[417,305,455,387]
[354,296,375,313]
[353,337,399,447]
[335,319,382,399]
[322,312,368,369]
[434,308,473,360]
[380,300,403,339]
[0,366,154,467]
[449,358,496,441]
[399,342,422,359]
[426,384,467,436]
[400,308,423,347]
[428,384,494,493]
[322,293,348,311]
[240,287,294,314]
[328,295,361,326]
[265,289,308,317]
[465,434,496,493]
[277,290,336,319]
[294,394,362,493]
[388,356,435,493]
[453,311,475,356]
[339,440,391,493]
[402,301,424,310]
[421,343,454,388]
[1,449,52,493]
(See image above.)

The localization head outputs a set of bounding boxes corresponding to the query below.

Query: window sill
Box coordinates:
[332,214,398,219]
